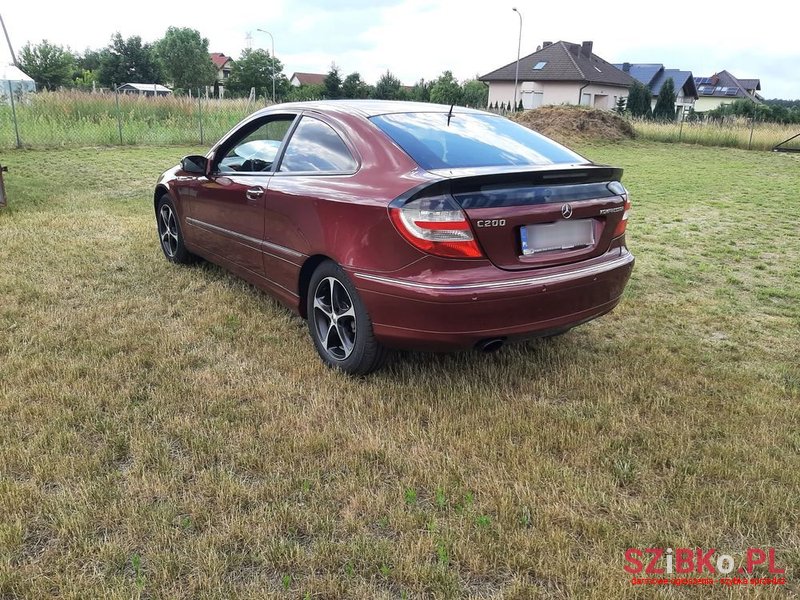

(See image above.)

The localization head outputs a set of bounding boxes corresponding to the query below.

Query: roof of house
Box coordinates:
[694,70,761,101]
[210,53,233,69]
[738,78,761,91]
[119,83,172,93]
[479,41,636,87]
[613,63,698,98]
[290,72,327,86]
[0,64,35,82]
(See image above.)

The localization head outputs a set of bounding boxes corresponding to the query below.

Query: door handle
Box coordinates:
[246,186,265,200]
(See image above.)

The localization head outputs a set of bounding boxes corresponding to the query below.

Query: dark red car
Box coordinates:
[154,100,633,374]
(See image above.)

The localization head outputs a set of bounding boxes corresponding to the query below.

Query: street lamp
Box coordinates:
[256,28,276,103]
[512,8,522,112]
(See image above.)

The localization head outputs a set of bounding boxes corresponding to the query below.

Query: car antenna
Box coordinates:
[447,103,454,126]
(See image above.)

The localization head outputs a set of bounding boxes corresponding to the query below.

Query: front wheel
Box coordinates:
[156,194,196,264]
[307,261,388,375]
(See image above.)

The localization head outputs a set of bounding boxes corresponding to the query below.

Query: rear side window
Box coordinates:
[279,116,357,173]
[370,112,584,170]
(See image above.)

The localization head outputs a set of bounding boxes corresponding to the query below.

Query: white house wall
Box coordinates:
[488,81,628,110]
[694,96,734,112]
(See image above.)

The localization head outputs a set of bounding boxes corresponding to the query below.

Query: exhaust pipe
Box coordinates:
[476,338,505,353]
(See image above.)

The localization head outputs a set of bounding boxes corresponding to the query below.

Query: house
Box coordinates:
[614,63,698,118]
[693,71,762,112]
[210,53,234,82]
[479,41,635,110]
[1,65,36,103]
[290,72,327,87]
[117,83,172,97]
[210,53,234,97]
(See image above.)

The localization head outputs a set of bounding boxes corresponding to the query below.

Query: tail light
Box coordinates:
[608,182,630,238]
[389,195,483,258]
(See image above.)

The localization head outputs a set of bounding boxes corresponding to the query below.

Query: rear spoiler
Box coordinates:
[390,164,624,209]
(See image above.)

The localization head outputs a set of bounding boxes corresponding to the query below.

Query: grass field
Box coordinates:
[0,141,798,598]
[0,91,254,148]
[632,117,800,151]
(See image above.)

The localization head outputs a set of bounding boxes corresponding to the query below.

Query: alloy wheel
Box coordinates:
[312,276,357,360]
[158,204,179,258]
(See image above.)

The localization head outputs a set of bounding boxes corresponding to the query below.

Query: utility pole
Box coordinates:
[1,13,18,66]
[512,8,522,112]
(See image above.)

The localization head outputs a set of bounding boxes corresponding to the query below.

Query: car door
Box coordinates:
[185,113,298,276]
[261,114,361,290]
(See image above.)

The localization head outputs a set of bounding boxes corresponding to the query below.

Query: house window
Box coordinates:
[533,61,547,70]
[580,93,591,106]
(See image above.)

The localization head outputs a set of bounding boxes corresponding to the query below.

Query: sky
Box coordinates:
[2,0,799,99]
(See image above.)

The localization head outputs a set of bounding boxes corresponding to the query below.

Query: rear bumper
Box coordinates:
[350,248,634,351]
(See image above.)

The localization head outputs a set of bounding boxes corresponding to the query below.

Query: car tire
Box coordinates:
[156,194,196,264]
[307,261,388,375]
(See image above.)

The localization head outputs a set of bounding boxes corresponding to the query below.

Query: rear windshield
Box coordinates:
[370,112,584,170]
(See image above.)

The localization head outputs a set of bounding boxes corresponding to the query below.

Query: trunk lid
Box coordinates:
[434,165,627,271]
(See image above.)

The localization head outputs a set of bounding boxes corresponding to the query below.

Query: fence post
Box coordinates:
[7,80,22,149]
[114,87,123,145]
[748,114,756,151]
[197,90,204,145]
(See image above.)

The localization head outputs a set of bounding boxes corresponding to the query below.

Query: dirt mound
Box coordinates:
[512,105,635,145]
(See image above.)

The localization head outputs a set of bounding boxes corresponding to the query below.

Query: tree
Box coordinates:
[614,96,627,115]
[156,27,216,91]
[429,71,462,105]
[18,40,74,90]
[653,77,677,121]
[323,63,342,99]
[98,33,163,87]
[626,81,652,119]
[72,48,103,86]
[373,70,403,100]
[76,48,103,72]
[73,69,96,90]
[517,99,524,111]
[461,79,488,108]
[285,83,325,102]
[226,48,287,99]
[342,72,370,99]
[408,78,431,102]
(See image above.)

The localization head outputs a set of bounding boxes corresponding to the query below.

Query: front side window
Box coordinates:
[279,117,357,173]
[218,116,296,173]
[370,112,584,170]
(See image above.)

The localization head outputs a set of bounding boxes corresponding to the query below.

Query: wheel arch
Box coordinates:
[154,184,171,214]
[298,254,334,319]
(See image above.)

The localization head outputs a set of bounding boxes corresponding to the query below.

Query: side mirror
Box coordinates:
[181,155,208,175]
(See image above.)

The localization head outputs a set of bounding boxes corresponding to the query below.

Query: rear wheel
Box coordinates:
[156,194,195,264]
[307,261,387,375]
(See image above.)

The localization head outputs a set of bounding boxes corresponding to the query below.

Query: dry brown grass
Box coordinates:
[0,143,798,598]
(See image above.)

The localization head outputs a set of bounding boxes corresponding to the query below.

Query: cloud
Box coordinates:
[1,0,798,98]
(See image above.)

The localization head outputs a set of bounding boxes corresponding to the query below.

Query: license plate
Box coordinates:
[520,220,594,255]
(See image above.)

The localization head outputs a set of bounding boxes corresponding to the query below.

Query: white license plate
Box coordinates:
[521,220,594,255]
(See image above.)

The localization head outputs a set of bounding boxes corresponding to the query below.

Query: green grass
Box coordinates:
[0,142,799,598]
[632,117,800,151]
[0,90,255,148]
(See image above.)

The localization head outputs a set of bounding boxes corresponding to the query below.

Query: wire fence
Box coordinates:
[628,114,800,151]
[2,87,799,152]
[0,88,267,149]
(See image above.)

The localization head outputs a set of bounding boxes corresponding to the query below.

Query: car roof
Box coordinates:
[252,99,492,119]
